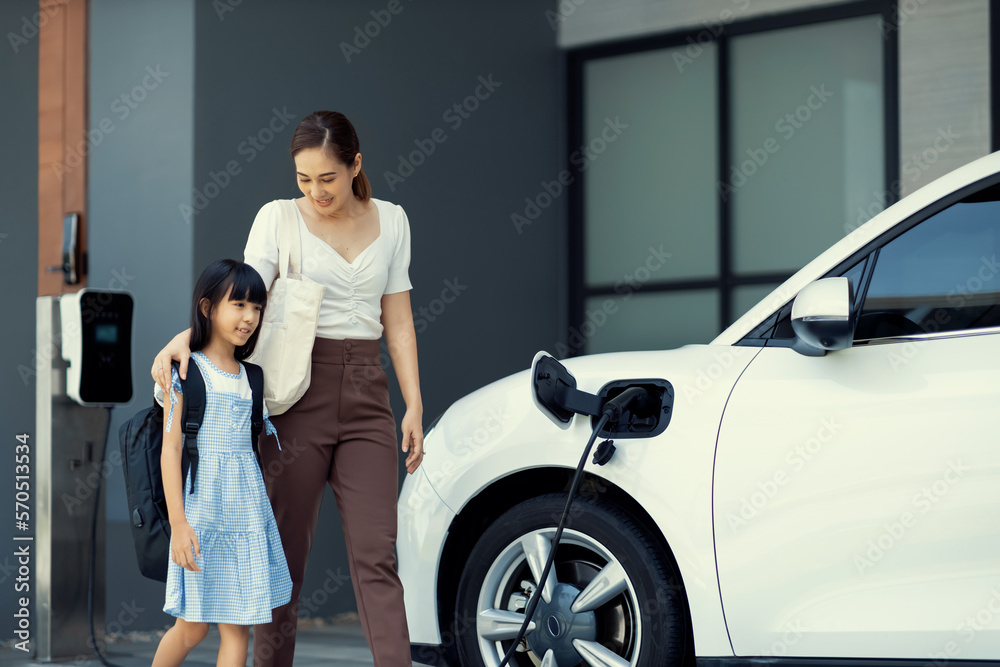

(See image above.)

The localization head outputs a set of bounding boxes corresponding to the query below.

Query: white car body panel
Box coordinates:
[402,345,760,656]
[398,465,455,647]
[714,332,1000,659]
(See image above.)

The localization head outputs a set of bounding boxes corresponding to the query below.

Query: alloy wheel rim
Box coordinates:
[474,527,641,667]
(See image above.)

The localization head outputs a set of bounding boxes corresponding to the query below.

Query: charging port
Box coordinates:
[591,380,673,438]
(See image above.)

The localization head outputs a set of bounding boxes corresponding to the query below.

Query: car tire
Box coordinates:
[454,493,690,667]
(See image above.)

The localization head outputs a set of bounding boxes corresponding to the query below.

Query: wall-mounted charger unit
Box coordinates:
[60,289,134,406]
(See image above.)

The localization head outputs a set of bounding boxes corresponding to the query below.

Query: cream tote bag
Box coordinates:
[247,200,325,415]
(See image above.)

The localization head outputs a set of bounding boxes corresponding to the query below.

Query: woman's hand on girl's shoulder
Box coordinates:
[151,330,192,394]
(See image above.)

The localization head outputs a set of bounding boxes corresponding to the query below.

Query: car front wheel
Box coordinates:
[455,493,690,667]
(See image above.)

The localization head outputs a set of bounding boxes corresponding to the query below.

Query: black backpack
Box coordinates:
[118,359,265,582]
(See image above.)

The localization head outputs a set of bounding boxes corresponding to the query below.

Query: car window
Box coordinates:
[854,193,1000,341]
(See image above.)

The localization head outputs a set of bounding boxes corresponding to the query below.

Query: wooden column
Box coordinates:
[38,0,87,296]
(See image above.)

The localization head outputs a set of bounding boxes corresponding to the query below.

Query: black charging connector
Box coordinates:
[494,385,652,667]
[601,386,649,422]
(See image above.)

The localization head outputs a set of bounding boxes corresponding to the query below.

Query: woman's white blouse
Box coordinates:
[244,197,412,340]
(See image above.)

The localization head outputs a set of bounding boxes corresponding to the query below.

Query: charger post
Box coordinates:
[35,290,133,661]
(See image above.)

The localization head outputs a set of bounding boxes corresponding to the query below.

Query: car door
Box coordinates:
[712,182,1000,660]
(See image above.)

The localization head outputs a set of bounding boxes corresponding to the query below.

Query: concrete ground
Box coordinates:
[0,623,436,667]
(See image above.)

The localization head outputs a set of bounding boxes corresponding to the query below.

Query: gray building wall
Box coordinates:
[0,0,40,629]
[88,0,198,635]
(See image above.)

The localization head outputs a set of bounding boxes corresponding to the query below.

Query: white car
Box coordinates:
[399,151,1000,667]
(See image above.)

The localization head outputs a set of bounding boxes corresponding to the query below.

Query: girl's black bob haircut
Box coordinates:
[190,259,268,361]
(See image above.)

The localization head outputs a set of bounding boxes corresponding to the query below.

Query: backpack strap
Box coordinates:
[243,361,265,468]
[174,360,206,494]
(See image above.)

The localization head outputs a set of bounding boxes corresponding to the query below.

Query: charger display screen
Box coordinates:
[94,323,118,344]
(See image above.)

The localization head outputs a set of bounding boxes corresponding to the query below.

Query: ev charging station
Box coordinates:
[35,288,133,661]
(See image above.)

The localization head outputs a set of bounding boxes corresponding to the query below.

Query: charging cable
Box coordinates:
[494,387,649,667]
[88,407,124,667]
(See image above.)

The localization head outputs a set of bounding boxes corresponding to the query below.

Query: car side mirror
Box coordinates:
[791,277,856,357]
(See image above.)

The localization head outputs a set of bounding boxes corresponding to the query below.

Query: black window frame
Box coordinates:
[566,0,900,357]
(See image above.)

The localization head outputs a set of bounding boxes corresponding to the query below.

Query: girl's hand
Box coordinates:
[170,522,201,572]
[401,408,424,474]
[151,331,192,395]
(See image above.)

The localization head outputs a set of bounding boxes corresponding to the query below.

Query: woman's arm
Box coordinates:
[160,390,200,572]
[381,291,424,474]
[151,329,192,395]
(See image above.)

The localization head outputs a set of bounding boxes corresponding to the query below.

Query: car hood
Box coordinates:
[426,342,757,465]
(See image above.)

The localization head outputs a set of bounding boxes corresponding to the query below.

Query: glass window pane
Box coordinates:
[584,290,720,354]
[730,15,884,275]
[584,46,718,287]
[857,197,1000,340]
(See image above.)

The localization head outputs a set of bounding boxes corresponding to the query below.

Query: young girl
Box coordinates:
[151,259,292,667]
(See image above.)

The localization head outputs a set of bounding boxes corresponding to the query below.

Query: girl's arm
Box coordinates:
[381,291,424,474]
[151,329,192,395]
[161,389,201,572]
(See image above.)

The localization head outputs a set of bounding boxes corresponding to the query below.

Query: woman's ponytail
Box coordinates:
[353,167,372,201]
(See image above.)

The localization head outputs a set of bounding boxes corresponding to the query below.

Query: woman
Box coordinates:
[152,110,422,667]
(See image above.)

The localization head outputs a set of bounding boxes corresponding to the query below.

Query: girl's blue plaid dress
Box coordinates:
[155,351,292,624]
